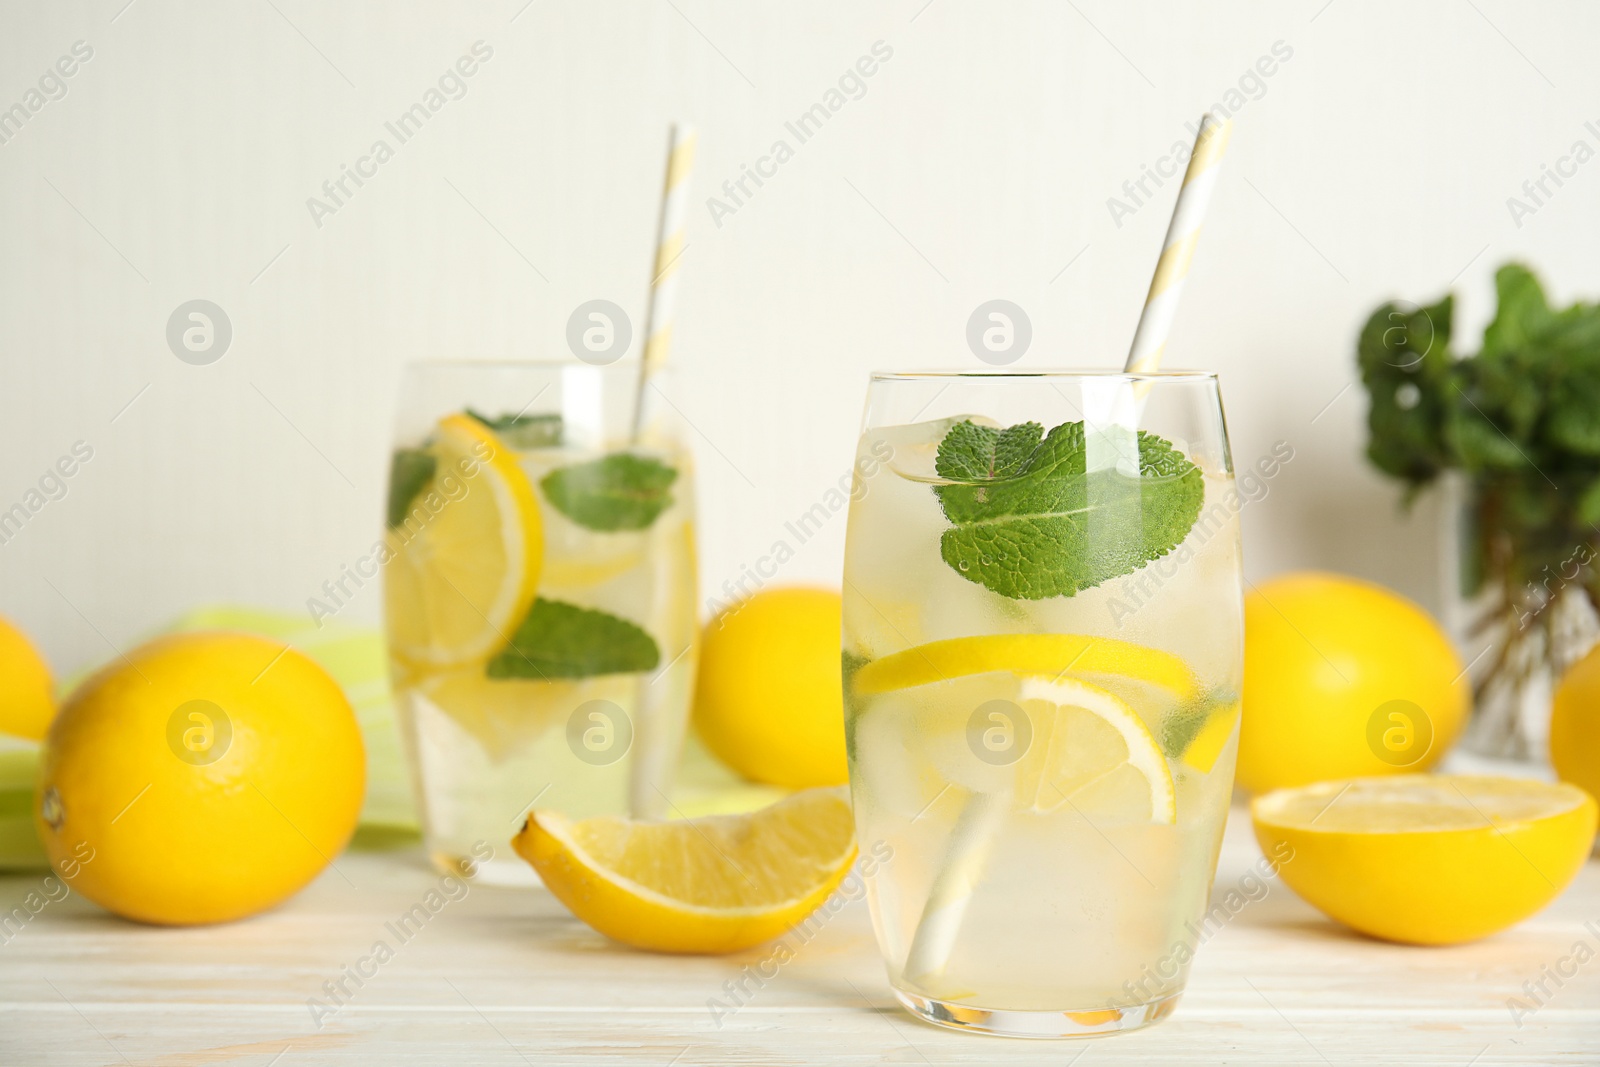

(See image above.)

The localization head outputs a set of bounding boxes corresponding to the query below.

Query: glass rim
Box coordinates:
[398,358,640,371]
[869,369,1219,382]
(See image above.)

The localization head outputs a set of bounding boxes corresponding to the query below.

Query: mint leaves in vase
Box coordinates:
[1358,263,1600,758]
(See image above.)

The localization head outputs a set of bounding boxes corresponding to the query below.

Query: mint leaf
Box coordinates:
[540,454,677,531]
[934,421,1043,481]
[1578,477,1600,527]
[1443,390,1527,471]
[841,649,870,695]
[386,448,437,529]
[933,419,1204,600]
[1480,264,1553,361]
[487,598,660,679]
[1357,295,1455,485]
[1546,372,1600,455]
[1160,690,1233,759]
[841,649,872,762]
[466,408,563,449]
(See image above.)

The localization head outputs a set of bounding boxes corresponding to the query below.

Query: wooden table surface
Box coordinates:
[2,803,1597,1066]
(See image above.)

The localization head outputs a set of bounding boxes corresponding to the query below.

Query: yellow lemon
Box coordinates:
[0,616,54,741]
[1551,645,1600,810]
[1239,572,1468,793]
[694,587,848,788]
[513,786,857,953]
[384,414,543,668]
[1252,775,1596,945]
[36,631,365,925]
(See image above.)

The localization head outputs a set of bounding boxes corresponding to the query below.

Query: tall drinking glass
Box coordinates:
[383,362,698,885]
[841,371,1242,1037]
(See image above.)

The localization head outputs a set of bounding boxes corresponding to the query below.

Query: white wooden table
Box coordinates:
[3,803,1597,1066]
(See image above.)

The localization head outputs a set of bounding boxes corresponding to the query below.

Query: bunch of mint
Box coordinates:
[1359,264,1600,708]
[1362,264,1600,504]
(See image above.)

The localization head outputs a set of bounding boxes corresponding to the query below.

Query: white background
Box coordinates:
[2,0,1596,676]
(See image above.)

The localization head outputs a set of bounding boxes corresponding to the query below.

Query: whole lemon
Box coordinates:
[1239,572,1468,794]
[693,587,848,788]
[1551,644,1600,807]
[0,615,55,740]
[36,631,365,925]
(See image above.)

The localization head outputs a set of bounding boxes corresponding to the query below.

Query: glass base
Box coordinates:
[892,987,1181,1039]
[429,849,544,888]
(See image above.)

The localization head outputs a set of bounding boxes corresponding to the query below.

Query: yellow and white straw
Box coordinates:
[632,122,697,438]
[902,115,1238,986]
[1124,113,1233,374]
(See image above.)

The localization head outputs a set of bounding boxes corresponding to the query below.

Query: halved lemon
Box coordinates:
[384,414,543,667]
[513,786,858,954]
[852,633,1196,703]
[1252,775,1598,945]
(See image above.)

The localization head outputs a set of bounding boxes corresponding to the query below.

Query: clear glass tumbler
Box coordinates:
[383,361,698,885]
[841,371,1242,1037]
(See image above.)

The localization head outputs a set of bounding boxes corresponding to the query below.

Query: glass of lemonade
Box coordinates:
[841,371,1242,1038]
[383,361,698,885]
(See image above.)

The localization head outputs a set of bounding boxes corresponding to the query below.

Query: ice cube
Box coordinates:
[872,414,997,483]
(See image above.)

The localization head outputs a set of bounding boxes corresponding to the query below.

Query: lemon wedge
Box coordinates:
[384,414,543,667]
[513,787,858,954]
[1252,775,1597,944]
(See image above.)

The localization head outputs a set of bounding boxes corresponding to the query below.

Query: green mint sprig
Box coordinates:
[932,419,1204,600]
[1358,261,1600,605]
[386,448,437,529]
[541,454,678,532]
[487,598,660,679]
[466,409,564,449]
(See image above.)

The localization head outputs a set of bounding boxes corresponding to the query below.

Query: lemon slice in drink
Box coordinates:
[861,670,1177,824]
[513,787,857,954]
[416,665,579,761]
[852,633,1196,703]
[1253,775,1596,944]
[1017,676,1177,822]
[852,634,1185,823]
[385,414,543,667]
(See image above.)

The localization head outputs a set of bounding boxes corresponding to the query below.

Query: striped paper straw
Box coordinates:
[1124,113,1233,374]
[900,115,1237,987]
[631,122,697,439]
